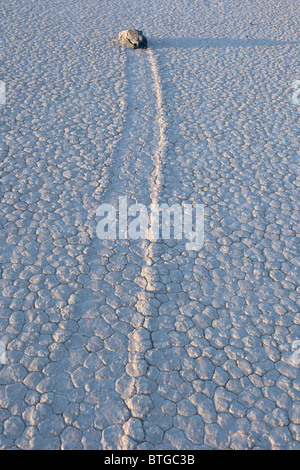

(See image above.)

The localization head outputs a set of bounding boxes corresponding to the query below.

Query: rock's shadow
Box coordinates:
[149,37,298,50]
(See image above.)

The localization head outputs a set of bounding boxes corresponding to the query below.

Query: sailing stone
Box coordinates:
[118,29,148,49]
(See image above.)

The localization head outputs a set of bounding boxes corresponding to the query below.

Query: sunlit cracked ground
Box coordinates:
[0,0,299,450]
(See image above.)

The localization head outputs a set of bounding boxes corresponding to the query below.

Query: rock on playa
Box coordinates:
[118,29,147,49]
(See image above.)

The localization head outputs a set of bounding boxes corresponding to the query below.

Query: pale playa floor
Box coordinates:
[0,0,299,449]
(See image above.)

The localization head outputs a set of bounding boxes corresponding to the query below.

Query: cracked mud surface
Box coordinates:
[0,0,299,450]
